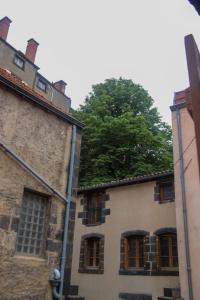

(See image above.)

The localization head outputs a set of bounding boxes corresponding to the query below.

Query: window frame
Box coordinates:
[124,235,146,271]
[84,237,100,269]
[37,78,48,93]
[15,189,49,258]
[79,233,104,274]
[86,193,101,226]
[156,232,178,271]
[13,54,25,70]
[154,179,175,203]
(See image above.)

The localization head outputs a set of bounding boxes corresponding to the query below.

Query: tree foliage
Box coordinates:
[73,78,172,186]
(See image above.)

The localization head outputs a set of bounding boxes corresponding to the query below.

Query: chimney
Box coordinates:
[0,16,12,40]
[53,80,67,94]
[25,38,39,63]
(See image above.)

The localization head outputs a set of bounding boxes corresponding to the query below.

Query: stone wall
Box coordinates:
[0,85,81,299]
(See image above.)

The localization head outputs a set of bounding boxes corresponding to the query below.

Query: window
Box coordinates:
[37,78,47,92]
[79,234,104,274]
[16,190,48,256]
[87,193,101,225]
[154,179,175,203]
[13,55,25,70]
[124,236,145,269]
[84,237,100,268]
[157,233,178,270]
[160,182,174,202]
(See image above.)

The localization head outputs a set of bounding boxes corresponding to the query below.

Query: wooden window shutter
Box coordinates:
[154,184,160,201]
[124,237,129,270]
[156,235,160,270]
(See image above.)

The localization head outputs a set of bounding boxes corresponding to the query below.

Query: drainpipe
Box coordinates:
[175,108,193,300]
[52,125,77,299]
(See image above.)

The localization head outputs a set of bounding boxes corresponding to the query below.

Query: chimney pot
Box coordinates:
[0,16,12,41]
[53,80,67,94]
[25,38,39,64]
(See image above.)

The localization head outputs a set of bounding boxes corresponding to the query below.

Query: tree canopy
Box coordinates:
[73,78,172,187]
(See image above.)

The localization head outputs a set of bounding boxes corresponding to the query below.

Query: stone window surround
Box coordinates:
[119,228,179,276]
[78,192,110,226]
[78,233,104,274]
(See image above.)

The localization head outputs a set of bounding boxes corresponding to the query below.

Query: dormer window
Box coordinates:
[13,55,25,70]
[37,78,47,92]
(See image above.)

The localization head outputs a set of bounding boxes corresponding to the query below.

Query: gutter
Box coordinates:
[52,125,77,299]
[175,107,193,300]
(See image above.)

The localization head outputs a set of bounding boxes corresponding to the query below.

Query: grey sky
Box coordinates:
[1,1,200,123]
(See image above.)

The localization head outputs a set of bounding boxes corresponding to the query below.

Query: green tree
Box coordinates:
[73,78,172,186]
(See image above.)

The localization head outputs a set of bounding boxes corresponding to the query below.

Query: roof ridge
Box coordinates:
[78,169,173,192]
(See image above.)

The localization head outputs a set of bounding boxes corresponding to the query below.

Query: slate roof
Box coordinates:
[78,170,173,193]
[0,67,84,128]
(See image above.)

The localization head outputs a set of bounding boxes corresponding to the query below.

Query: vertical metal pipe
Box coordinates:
[53,125,77,299]
[59,125,77,298]
[176,108,193,300]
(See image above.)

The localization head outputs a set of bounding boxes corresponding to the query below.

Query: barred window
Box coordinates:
[157,233,178,269]
[16,190,48,256]
[154,179,175,203]
[124,236,145,269]
[84,237,100,268]
[87,193,101,225]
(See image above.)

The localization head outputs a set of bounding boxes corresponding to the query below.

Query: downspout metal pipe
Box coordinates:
[176,108,193,300]
[53,125,77,299]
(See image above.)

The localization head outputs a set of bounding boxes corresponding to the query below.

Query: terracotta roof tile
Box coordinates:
[0,67,69,118]
[78,170,173,192]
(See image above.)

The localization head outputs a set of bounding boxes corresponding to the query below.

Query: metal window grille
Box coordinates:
[160,182,174,202]
[85,238,100,267]
[16,190,48,256]
[126,236,144,269]
[159,234,178,268]
[87,193,101,225]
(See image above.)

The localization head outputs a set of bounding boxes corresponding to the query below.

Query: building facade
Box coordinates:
[0,17,83,299]
[70,171,180,300]
[171,90,200,300]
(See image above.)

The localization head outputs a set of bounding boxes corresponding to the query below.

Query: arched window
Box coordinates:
[79,234,104,274]
[156,231,178,270]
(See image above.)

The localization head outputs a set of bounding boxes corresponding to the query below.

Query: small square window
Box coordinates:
[16,190,48,257]
[13,55,25,70]
[37,78,47,92]
[154,179,175,203]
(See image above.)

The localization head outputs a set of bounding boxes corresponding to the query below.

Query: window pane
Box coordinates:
[16,190,48,256]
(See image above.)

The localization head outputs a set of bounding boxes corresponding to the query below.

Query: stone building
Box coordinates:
[70,171,180,300]
[0,17,83,299]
